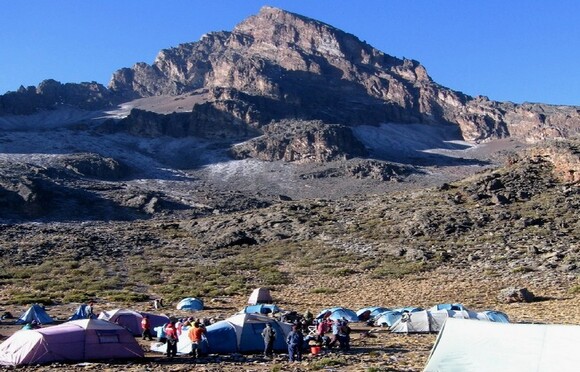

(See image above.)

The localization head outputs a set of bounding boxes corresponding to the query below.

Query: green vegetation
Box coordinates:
[370,258,428,279]
[309,356,347,370]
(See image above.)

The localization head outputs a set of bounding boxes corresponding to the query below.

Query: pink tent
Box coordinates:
[0,319,143,366]
[98,308,169,336]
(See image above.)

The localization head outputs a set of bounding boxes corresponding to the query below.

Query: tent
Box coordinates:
[15,304,54,325]
[390,309,481,333]
[68,304,93,320]
[176,297,204,311]
[241,304,281,315]
[428,303,467,311]
[356,307,390,321]
[315,307,359,323]
[374,307,422,327]
[140,312,171,330]
[0,319,143,366]
[424,318,580,372]
[98,309,143,336]
[477,310,510,323]
[247,288,273,305]
[150,313,293,355]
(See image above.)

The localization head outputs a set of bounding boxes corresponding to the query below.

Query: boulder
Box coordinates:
[497,287,535,303]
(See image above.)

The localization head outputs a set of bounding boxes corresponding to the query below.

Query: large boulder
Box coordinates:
[497,287,535,304]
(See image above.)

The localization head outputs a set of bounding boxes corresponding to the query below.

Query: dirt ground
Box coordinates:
[1,267,579,371]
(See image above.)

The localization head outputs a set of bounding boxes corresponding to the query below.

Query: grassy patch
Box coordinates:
[370,258,427,279]
[309,356,347,370]
[310,287,338,294]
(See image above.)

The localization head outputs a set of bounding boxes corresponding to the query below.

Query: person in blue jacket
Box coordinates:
[286,324,304,362]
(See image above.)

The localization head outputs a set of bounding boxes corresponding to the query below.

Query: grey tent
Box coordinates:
[424,318,580,371]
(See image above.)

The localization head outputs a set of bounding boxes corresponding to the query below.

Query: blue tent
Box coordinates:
[241,304,281,315]
[356,307,391,321]
[429,303,467,311]
[315,307,359,322]
[150,313,293,355]
[16,304,54,325]
[68,304,94,320]
[479,310,510,323]
[206,313,293,354]
[176,297,204,311]
[374,307,423,327]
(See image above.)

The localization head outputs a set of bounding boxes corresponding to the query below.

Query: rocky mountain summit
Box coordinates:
[2,6,579,150]
[106,6,579,143]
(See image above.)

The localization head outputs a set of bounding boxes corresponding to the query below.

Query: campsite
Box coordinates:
[1,270,579,371]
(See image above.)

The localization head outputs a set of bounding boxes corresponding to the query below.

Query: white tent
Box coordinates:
[424,318,580,372]
[390,309,480,333]
[247,288,272,305]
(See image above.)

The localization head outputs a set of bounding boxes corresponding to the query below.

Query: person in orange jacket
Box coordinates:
[187,321,207,358]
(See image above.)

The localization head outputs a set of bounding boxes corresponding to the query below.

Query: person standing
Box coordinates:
[141,315,153,341]
[328,319,340,348]
[86,302,95,319]
[187,321,207,358]
[165,321,179,358]
[286,324,304,362]
[261,322,276,358]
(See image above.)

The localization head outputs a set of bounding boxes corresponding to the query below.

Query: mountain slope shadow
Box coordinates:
[0,176,188,223]
[353,123,491,166]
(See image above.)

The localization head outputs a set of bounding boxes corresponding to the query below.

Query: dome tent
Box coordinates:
[241,304,281,315]
[68,304,93,320]
[374,307,423,327]
[428,303,467,311]
[15,304,54,325]
[316,307,359,323]
[98,308,169,336]
[176,297,204,311]
[391,309,482,333]
[150,313,293,355]
[0,319,143,366]
[356,306,391,321]
[98,309,143,336]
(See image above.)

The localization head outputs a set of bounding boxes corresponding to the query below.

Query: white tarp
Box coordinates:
[424,318,580,372]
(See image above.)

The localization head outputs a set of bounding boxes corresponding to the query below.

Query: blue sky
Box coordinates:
[1,0,578,105]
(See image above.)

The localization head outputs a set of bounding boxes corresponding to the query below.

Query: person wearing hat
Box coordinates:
[261,322,276,358]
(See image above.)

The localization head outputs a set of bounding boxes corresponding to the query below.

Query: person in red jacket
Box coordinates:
[141,315,153,341]
[165,321,179,358]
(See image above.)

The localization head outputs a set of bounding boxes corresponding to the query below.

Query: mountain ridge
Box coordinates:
[1,6,578,145]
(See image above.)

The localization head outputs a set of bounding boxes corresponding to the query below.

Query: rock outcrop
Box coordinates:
[230,120,367,163]
[0,79,116,115]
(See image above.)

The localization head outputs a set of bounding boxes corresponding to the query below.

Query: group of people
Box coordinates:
[141,309,352,362]
[148,317,208,358]
[260,315,352,362]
